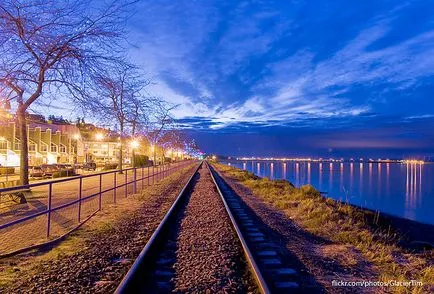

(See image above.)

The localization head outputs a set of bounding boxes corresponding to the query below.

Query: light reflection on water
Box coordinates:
[223,160,433,225]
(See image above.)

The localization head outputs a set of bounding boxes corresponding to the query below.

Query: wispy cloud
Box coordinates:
[127,0,434,132]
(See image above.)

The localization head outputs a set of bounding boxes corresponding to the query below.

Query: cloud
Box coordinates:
[127,0,434,133]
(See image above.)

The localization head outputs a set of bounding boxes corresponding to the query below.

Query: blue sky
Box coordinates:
[37,0,434,157]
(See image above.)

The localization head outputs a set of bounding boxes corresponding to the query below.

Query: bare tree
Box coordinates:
[0,0,132,184]
[127,93,155,167]
[143,100,177,165]
[91,64,150,172]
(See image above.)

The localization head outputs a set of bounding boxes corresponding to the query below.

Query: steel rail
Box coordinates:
[114,161,203,293]
[206,161,271,294]
[115,161,271,294]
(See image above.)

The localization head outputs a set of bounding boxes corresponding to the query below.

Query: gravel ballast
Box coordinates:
[143,164,254,293]
[172,164,250,293]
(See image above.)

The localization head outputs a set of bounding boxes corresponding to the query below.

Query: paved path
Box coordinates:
[0,162,190,256]
[0,165,167,225]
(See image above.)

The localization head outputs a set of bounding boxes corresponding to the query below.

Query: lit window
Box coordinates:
[0,140,7,149]
[51,143,57,153]
[15,139,21,150]
[40,144,48,152]
[59,145,66,153]
[29,143,36,151]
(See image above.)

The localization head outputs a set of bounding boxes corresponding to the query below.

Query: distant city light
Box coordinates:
[234,156,418,164]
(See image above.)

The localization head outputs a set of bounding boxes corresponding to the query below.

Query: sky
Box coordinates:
[37,0,434,158]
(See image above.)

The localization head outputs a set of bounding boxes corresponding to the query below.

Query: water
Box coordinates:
[223,160,434,225]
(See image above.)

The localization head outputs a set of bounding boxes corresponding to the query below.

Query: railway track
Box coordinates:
[115,161,301,293]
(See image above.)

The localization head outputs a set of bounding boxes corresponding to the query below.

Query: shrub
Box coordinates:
[0,167,15,175]
[52,170,75,178]
[103,163,118,170]
[133,155,151,167]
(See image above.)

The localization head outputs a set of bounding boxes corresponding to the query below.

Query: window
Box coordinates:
[40,143,47,152]
[15,139,21,150]
[29,142,36,152]
[59,145,66,153]
[51,143,57,153]
[93,150,98,154]
[0,140,7,149]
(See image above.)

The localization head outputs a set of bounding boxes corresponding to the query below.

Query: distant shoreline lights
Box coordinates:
[234,157,425,164]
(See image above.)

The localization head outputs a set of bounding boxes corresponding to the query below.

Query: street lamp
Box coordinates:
[95,133,104,141]
[130,140,139,149]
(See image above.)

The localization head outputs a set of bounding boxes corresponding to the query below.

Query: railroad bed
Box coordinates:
[116,162,303,293]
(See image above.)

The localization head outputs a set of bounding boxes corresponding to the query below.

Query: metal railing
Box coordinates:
[0,160,194,256]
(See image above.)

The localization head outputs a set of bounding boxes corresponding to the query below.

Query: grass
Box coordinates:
[215,163,434,293]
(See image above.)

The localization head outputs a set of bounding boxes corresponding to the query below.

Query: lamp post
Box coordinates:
[72,134,80,164]
[95,133,104,163]
[130,140,139,167]
[150,144,155,165]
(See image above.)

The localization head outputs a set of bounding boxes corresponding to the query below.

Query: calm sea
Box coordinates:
[222,160,434,225]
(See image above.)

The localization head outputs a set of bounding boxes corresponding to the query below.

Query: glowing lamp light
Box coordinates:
[0,136,5,141]
[73,134,80,140]
[95,133,104,140]
[130,140,139,149]
[150,145,155,152]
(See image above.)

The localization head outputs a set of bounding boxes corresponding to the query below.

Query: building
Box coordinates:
[0,112,182,167]
[0,121,80,167]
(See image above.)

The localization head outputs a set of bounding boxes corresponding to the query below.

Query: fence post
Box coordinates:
[133,167,137,194]
[152,166,154,185]
[114,172,117,204]
[46,183,52,238]
[125,169,128,197]
[99,174,102,211]
[147,166,150,186]
[78,177,82,222]
[141,167,144,190]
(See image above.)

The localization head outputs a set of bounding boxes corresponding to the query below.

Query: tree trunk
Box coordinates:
[132,149,136,167]
[153,146,157,166]
[118,122,124,174]
[17,105,29,185]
